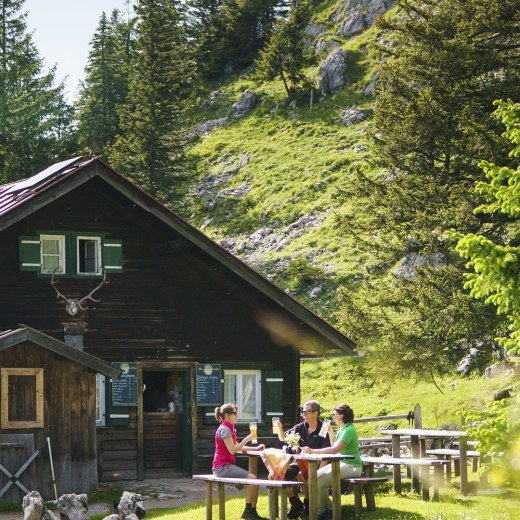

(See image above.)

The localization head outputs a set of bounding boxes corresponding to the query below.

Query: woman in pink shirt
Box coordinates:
[213,403,266,520]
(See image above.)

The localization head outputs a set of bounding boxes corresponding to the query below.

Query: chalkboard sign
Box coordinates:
[111,362,137,406]
[196,363,221,405]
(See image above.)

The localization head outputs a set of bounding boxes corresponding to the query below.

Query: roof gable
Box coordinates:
[0,326,121,378]
[0,158,356,356]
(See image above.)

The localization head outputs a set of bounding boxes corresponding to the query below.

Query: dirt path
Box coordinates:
[0,477,243,519]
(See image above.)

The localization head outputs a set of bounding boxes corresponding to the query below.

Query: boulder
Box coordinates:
[229,91,256,120]
[337,5,364,37]
[484,361,519,379]
[195,117,227,135]
[117,491,145,519]
[23,491,44,520]
[57,494,89,520]
[393,252,446,280]
[317,48,348,94]
[340,105,369,126]
[334,0,395,37]
[305,21,328,37]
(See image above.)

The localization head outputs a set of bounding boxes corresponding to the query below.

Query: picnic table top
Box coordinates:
[425,449,480,457]
[242,449,354,461]
[380,428,468,438]
[361,456,449,466]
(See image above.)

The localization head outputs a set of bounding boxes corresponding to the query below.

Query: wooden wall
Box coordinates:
[0,342,97,500]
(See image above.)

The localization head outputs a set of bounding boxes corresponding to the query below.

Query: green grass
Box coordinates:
[91,483,519,520]
[301,356,511,436]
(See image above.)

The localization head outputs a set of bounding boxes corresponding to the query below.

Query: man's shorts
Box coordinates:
[285,462,300,481]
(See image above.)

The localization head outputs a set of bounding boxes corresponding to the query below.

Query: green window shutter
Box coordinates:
[262,370,283,421]
[103,239,123,273]
[19,236,41,271]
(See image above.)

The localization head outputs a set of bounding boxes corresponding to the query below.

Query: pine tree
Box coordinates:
[76,9,133,158]
[108,0,195,200]
[255,0,312,99]
[338,0,520,378]
[0,0,76,182]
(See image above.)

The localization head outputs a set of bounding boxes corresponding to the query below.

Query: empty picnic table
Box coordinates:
[380,428,470,495]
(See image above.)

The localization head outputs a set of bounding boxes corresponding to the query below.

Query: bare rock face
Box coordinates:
[229,91,256,120]
[484,362,520,379]
[317,48,348,94]
[195,117,228,136]
[334,0,395,38]
[57,494,89,520]
[117,491,145,519]
[393,252,446,280]
[305,21,328,37]
[340,105,369,125]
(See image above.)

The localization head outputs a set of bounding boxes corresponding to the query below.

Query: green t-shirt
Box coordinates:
[336,423,362,468]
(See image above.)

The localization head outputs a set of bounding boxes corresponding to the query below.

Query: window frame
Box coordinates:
[76,236,102,276]
[40,234,66,274]
[96,374,106,426]
[224,369,262,423]
[0,368,44,429]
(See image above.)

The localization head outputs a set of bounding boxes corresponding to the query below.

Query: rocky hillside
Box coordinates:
[185,0,396,326]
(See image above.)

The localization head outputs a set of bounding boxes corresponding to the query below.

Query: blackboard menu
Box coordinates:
[111,362,138,406]
[196,363,221,405]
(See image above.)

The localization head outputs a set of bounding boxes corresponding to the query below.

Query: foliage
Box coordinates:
[464,396,520,488]
[108,0,196,201]
[338,0,520,378]
[76,8,133,158]
[0,0,76,182]
[255,0,314,99]
[456,101,520,356]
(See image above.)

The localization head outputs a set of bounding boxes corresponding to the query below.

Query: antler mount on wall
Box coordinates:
[50,269,110,316]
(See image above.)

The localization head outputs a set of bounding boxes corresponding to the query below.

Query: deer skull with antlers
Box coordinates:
[51,269,110,316]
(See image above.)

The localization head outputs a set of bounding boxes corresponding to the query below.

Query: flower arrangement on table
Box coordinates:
[283,432,302,454]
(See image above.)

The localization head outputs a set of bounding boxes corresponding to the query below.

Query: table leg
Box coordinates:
[280,487,288,520]
[445,455,452,483]
[410,435,420,493]
[308,460,319,519]
[249,457,258,477]
[433,464,443,501]
[331,461,341,520]
[205,482,213,520]
[218,482,225,520]
[391,434,402,494]
[459,437,468,495]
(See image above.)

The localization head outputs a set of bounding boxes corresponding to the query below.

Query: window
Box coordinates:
[40,235,65,274]
[224,370,261,422]
[96,374,106,426]
[0,368,44,429]
[77,237,102,275]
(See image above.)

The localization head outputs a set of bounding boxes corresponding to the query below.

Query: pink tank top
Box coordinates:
[212,420,237,469]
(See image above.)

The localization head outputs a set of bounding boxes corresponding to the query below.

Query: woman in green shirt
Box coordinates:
[302,404,362,520]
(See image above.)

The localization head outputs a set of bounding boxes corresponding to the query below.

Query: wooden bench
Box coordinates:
[192,474,302,520]
[425,449,481,480]
[342,476,389,518]
[361,456,450,500]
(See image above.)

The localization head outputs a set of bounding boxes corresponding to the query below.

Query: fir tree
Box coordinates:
[255,0,312,99]
[0,0,76,182]
[108,0,195,200]
[76,9,133,158]
[339,0,520,378]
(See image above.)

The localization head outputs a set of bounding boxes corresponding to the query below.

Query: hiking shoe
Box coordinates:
[241,509,268,520]
[287,497,304,519]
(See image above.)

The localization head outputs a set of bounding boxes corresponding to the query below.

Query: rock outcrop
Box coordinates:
[317,48,348,94]
[333,0,395,38]
[393,252,446,280]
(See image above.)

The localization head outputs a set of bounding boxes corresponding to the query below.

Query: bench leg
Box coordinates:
[205,482,213,520]
[445,456,452,484]
[364,484,376,512]
[354,483,363,519]
[421,467,430,501]
[433,465,443,501]
[218,482,225,520]
[472,458,478,473]
[268,488,277,520]
[454,459,460,477]
[391,436,402,494]
[279,487,288,520]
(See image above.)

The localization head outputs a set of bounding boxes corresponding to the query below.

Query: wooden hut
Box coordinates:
[0,157,356,484]
[0,326,120,500]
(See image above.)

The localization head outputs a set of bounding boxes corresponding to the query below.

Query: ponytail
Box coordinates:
[214,403,237,422]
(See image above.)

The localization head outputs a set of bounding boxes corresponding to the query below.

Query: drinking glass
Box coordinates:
[318,419,331,438]
[272,417,281,434]
[249,422,258,444]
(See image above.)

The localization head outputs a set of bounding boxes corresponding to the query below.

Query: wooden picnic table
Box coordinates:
[380,428,469,495]
[244,449,354,520]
